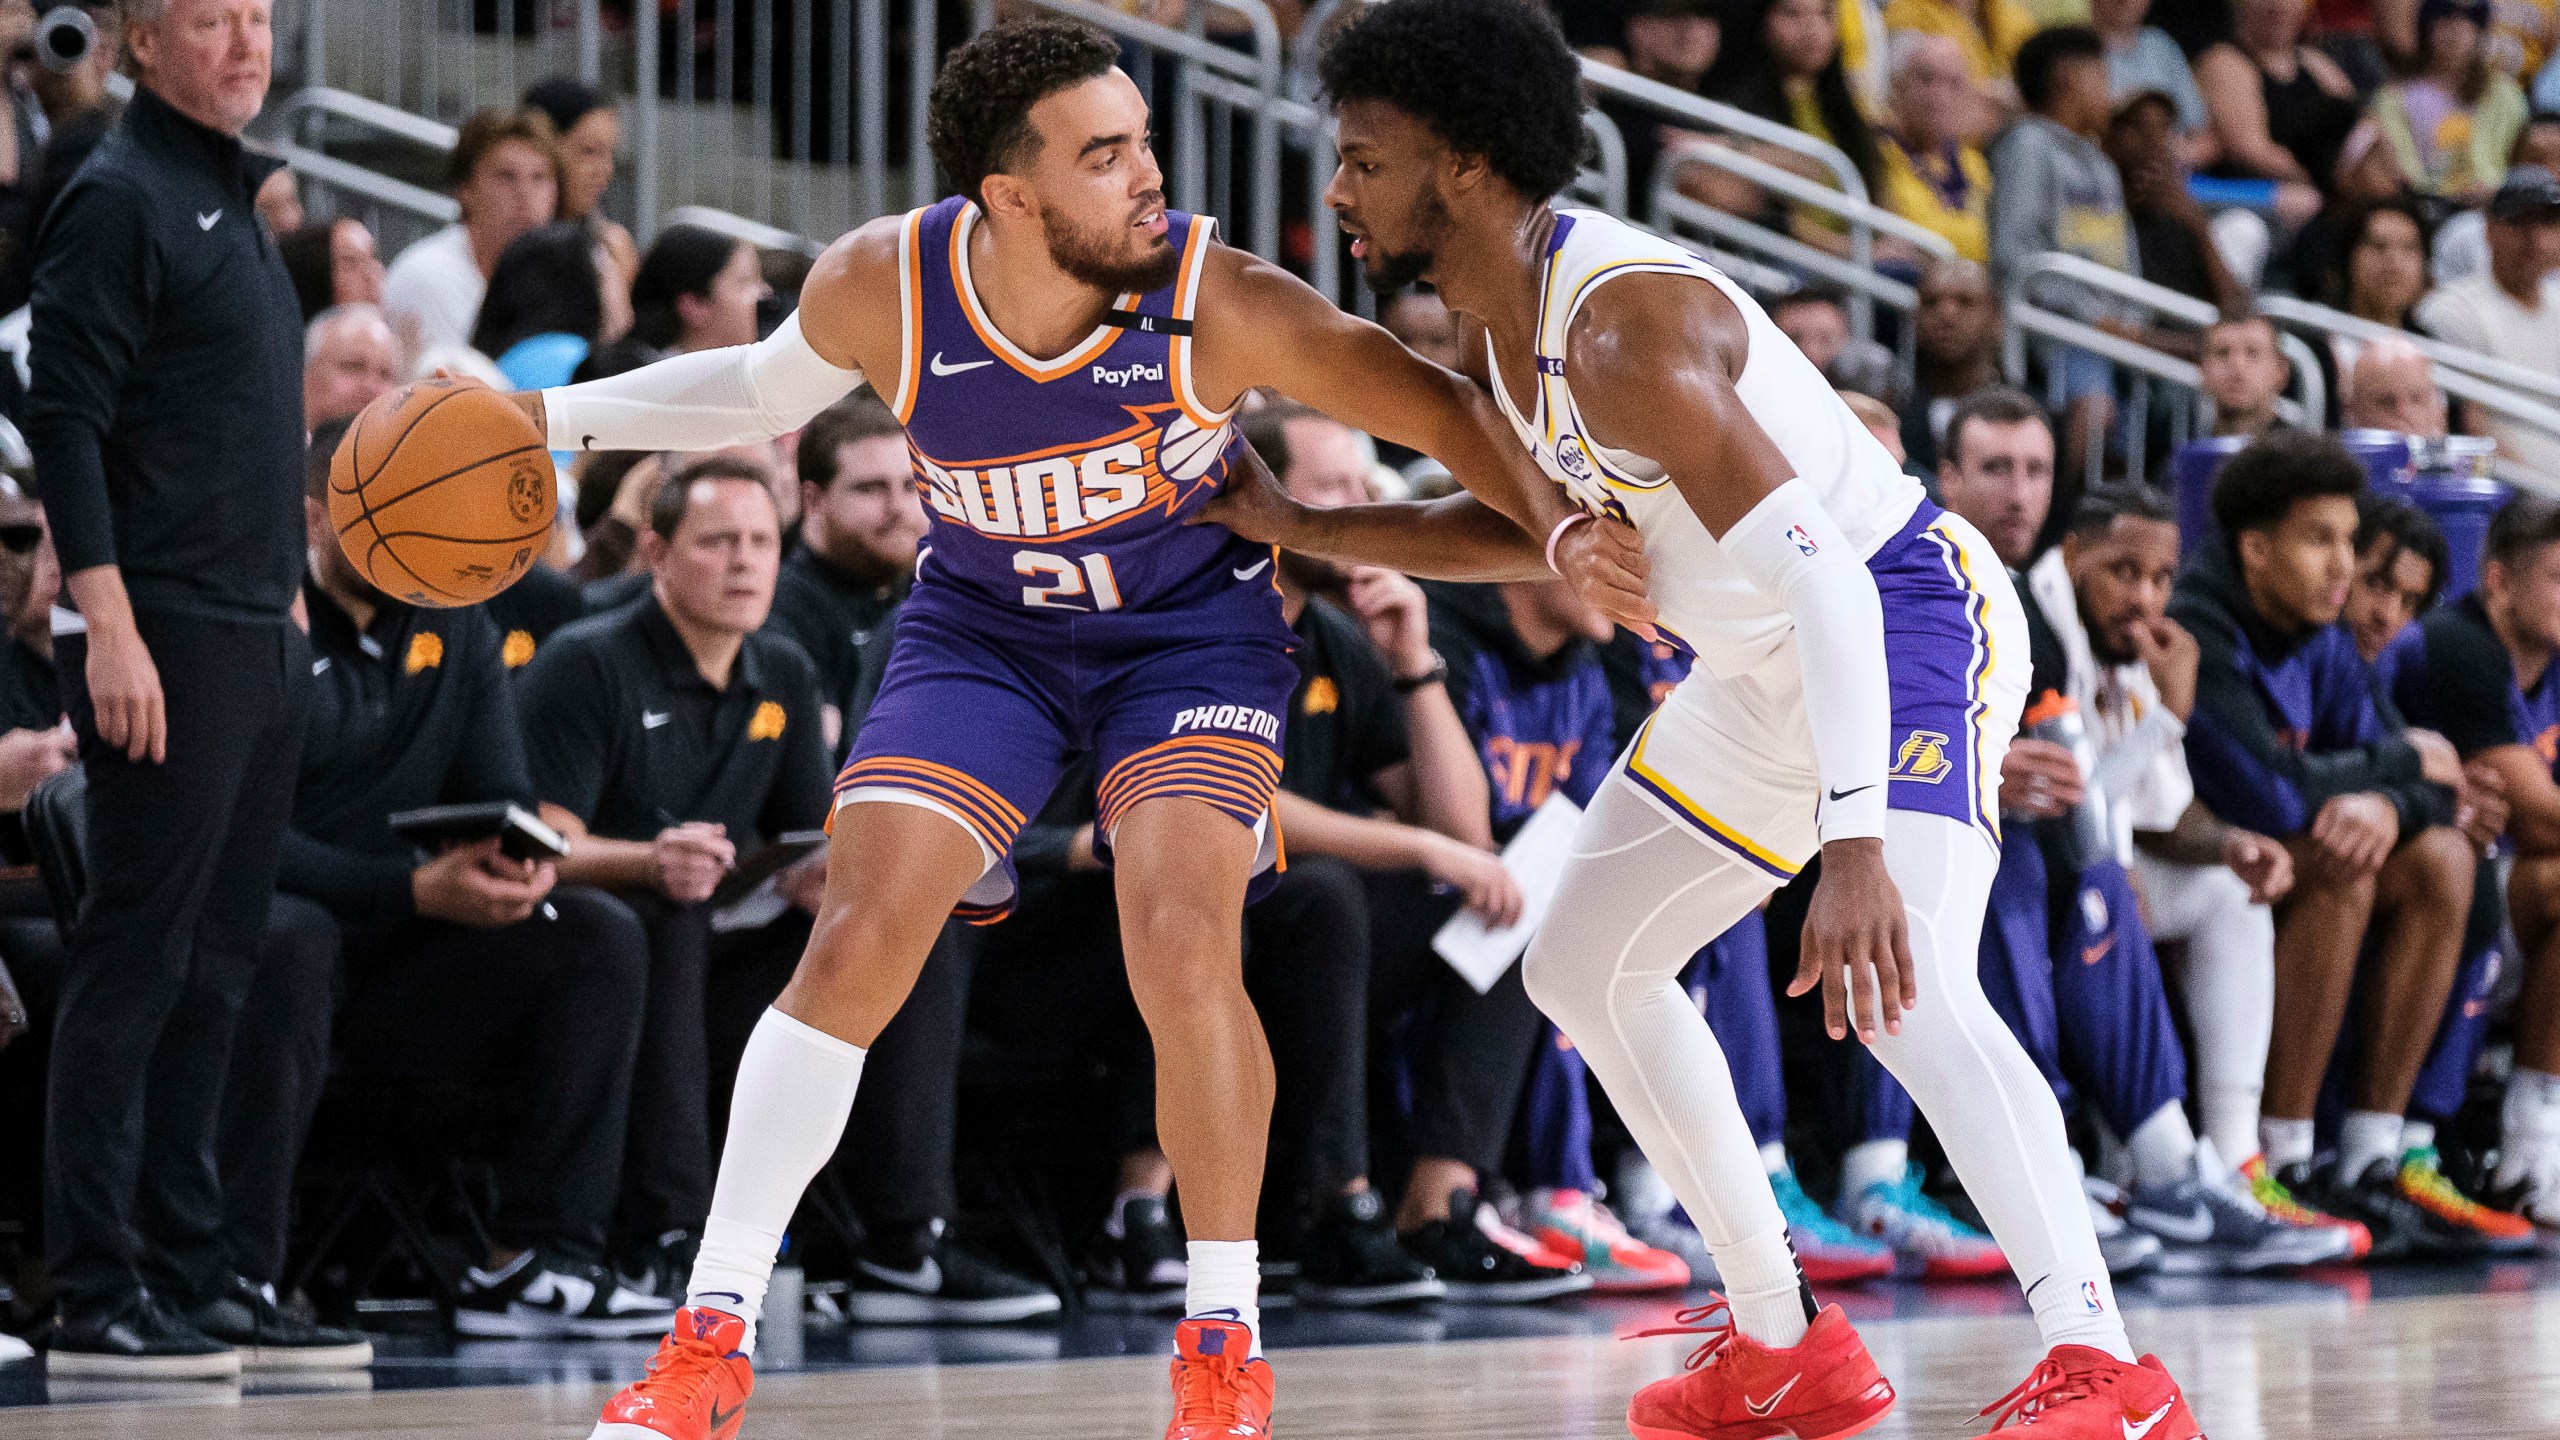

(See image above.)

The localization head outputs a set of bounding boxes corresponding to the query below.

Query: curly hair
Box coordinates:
[927,19,1124,209]
[1319,0,1588,202]
[2212,430,2368,538]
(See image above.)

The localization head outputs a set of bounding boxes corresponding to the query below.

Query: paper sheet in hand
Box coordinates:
[1431,792,1583,994]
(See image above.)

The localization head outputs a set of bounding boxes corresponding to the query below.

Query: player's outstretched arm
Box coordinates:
[509,216,906,453]
[1573,274,1910,1041]
[1190,248,1654,627]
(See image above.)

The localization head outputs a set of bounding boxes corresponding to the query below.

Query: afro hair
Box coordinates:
[1320,0,1589,202]
[928,18,1124,209]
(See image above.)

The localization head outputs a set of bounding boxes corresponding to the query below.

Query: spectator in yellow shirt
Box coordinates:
[1880,32,1996,260]
[1886,0,2040,126]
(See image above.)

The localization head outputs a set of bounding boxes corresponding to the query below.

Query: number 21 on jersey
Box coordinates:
[1016,551,1123,612]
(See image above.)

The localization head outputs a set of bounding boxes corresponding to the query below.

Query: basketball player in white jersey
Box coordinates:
[1206,2,2206,1436]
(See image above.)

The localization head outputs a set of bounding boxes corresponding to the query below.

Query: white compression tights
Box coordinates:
[1524,781,2129,1360]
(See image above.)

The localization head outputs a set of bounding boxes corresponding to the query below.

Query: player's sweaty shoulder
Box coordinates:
[794,213,910,378]
[1562,271,1747,420]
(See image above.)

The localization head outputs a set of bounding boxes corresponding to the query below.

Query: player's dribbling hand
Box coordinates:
[1552,517,1657,640]
[2219,827,2293,904]
[1792,838,1914,1043]
[1420,833,1525,928]
[654,822,737,904]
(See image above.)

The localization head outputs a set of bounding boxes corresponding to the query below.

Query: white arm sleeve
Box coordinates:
[541,312,865,453]
[1718,477,1892,843]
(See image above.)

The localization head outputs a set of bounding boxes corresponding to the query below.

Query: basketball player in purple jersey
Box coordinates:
[510,20,1648,1440]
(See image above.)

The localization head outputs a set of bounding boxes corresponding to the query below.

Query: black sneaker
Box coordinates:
[1084,1193,1190,1314]
[846,1218,1063,1325]
[1298,1189,1445,1308]
[2292,1158,2479,1262]
[47,1290,238,1380]
[1400,1189,1592,1305]
[185,1277,372,1371]
[453,1250,675,1339]
[616,1228,700,1304]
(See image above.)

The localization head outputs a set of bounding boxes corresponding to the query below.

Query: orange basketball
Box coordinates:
[327,377,555,608]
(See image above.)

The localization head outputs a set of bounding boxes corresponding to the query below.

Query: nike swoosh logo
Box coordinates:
[643,710,672,729]
[928,351,994,376]
[1743,1375,1799,1417]
[2081,938,2116,966]
[2129,1203,2216,1244]
[2123,1399,2174,1440]
[196,209,221,230]
[856,1255,943,1292]
[1233,557,1272,581]
[312,657,331,674]
[1826,785,1874,802]
[708,1399,744,1436]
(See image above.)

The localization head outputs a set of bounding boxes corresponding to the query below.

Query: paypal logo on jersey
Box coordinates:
[1092,360,1166,387]
[1785,524,1820,556]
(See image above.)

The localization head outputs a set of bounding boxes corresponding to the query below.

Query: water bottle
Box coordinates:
[2021,692,2113,871]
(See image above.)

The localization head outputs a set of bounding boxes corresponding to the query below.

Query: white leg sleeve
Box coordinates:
[1865,812,2131,1360]
[1522,773,1811,1345]
[2137,855,2273,1166]
[685,1008,866,1353]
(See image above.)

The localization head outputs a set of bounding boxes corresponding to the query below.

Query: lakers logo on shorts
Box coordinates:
[1889,729,1953,784]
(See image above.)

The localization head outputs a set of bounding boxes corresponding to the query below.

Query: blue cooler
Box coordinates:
[2168,430,2420,565]
[2391,436,2506,602]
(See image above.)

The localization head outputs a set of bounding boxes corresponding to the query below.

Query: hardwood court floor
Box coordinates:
[9,1289,2560,1440]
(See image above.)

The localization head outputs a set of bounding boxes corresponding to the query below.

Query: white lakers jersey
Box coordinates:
[1483,209,1923,680]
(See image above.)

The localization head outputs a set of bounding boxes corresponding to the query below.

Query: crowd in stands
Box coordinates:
[4,0,2560,1377]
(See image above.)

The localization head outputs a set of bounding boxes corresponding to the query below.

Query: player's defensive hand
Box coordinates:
[414,838,557,927]
[1193,438,1305,545]
[1420,832,1525,928]
[655,822,737,904]
[1793,837,1913,1043]
[2220,827,2293,904]
[1553,516,1658,639]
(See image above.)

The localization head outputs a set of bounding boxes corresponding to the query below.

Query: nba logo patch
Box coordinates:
[1785,524,1819,556]
[2081,1280,2105,1314]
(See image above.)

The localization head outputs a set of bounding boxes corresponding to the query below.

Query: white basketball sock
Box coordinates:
[2128,1102,2198,1190]
[2140,857,2273,1169]
[1184,1240,1262,1357]
[2496,1069,2560,1188]
[2338,1110,2407,1182]
[1839,1140,1910,1204]
[2258,1117,2314,1172]
[685,1008,866,1353]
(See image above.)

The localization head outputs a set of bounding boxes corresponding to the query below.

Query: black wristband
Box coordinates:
[1393,651,1449,694]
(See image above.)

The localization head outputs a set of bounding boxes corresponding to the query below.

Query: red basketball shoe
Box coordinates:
[1165,1317,1274,1439]
[1626,1298,1896,1440]
[1969,1346,2201,1439]
[590,1307,754,1440]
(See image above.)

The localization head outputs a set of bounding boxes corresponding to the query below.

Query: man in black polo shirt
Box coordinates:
[520,456,831,1299]
[766,389,924,749]
[232,423,665,1340]
[25,0,316,1376]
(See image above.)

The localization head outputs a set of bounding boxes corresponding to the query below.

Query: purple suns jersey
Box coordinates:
[884,196,1286,642]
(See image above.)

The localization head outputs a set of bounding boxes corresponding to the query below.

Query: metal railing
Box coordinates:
[1590,61,1958,344]
[2004,253,2325,488]
[2255,295,2560,410]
